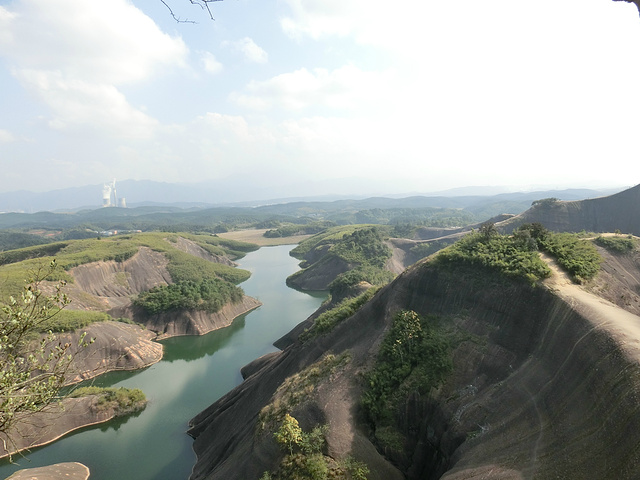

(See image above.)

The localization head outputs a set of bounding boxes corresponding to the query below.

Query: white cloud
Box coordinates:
[280,0,363,40]
[0,0,187,84]
[14,69,158,138]
[201,52,223,75]
[222,37,268,64]
[0,129,15,143]
[230,65,394,111]
[0,0,187,137]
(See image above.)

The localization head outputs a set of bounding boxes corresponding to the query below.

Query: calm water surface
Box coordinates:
[0,245,326,480]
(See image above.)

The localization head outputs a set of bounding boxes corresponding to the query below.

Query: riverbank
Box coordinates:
[0,393,145,460]
[0,296,261,462]
[217,228,313,246]
[0,245,327,480]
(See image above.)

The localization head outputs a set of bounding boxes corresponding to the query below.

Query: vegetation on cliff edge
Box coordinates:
[436,224,551,284]
[361,310,453,432]
[594,234,637,254]
[261,413,369,480]
[134,277,244,315]
[70,386,147,415]
[299,288,380,342]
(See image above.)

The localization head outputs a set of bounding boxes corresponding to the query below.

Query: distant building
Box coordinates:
[102,179,125,207]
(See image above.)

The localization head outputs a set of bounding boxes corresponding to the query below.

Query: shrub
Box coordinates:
[134,278,244,315]
[70,386,146,414]
[361,311,452,426]
[595,235,637,254]
[538,232,601,282]
[328,267,394,298]
[265,414,369,480]
[258,352,351,430]
[436,231,551,284]
[300,288,379,341]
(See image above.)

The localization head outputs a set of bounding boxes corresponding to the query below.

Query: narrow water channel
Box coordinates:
[0,245,326,480]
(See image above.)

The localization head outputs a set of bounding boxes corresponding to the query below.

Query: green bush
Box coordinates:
[71,386,146,414]
[165,250,250,284]
[595,235,637,254]
[409,240,450,261]
[258,353,351,430]
[329,227,391,267]
[538,232,601,282]
[328,266,395,297]
[264,222,333,239]
[361,311,452,426]
[38,310,112,333]
[265,414,369,480]
[300,288,380,341]
[290,225,373,259]
[436,230,551,284]
[134,278,243,315]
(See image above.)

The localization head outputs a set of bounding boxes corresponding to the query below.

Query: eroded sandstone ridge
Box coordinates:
[188,248,640,479]
[187,186,640,480]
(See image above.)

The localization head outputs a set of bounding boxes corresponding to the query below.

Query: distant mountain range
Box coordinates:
[0,179,626,213]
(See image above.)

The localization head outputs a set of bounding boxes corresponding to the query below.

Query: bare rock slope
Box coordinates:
[66,242,260,338]
[498,183,640,235]
[188,244,640,479]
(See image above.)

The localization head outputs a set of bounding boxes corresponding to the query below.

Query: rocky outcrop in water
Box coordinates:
[5,462,90,480]
[0,395,130,459]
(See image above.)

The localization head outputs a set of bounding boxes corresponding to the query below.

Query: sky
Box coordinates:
[0,0,640,200]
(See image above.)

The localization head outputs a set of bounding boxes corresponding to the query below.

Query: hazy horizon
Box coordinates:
[1,0,639,196]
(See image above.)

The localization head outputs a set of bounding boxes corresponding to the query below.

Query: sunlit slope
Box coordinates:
[498,183,640,235]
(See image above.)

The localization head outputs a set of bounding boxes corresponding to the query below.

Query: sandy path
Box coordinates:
[541,252,640,363]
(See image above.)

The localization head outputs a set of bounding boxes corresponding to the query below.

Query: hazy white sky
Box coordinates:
[0,0,639,197]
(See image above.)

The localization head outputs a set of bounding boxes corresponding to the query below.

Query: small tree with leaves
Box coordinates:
[274,413,303,456]
[0,261,90,452]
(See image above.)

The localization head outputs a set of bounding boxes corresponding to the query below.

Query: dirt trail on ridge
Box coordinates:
[541,252,640,364]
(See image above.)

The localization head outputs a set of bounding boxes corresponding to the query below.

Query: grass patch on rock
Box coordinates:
[71,386,147,415]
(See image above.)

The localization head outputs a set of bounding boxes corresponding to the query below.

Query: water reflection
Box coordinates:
[160,314,248,363]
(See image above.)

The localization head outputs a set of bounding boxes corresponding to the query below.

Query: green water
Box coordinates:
[0,245,326,480]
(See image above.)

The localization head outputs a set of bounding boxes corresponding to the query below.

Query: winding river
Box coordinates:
[0,245,326,480]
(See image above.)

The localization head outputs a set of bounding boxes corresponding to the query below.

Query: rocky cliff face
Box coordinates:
[499,184,640,235]
[56,321,163,383]
[112,295,262,338]
[67,246,172,309]
[64,243,260,339]
[188,247,640,479]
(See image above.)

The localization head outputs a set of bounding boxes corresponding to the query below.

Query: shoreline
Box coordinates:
[0,299,261,460]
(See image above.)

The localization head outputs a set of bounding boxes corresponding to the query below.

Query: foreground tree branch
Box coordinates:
[161,0,224,23]
[0,261,91,450]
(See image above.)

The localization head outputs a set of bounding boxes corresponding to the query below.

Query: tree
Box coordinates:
[479,221,498,239]
[274,413,303,455]
[0,261,90,452]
